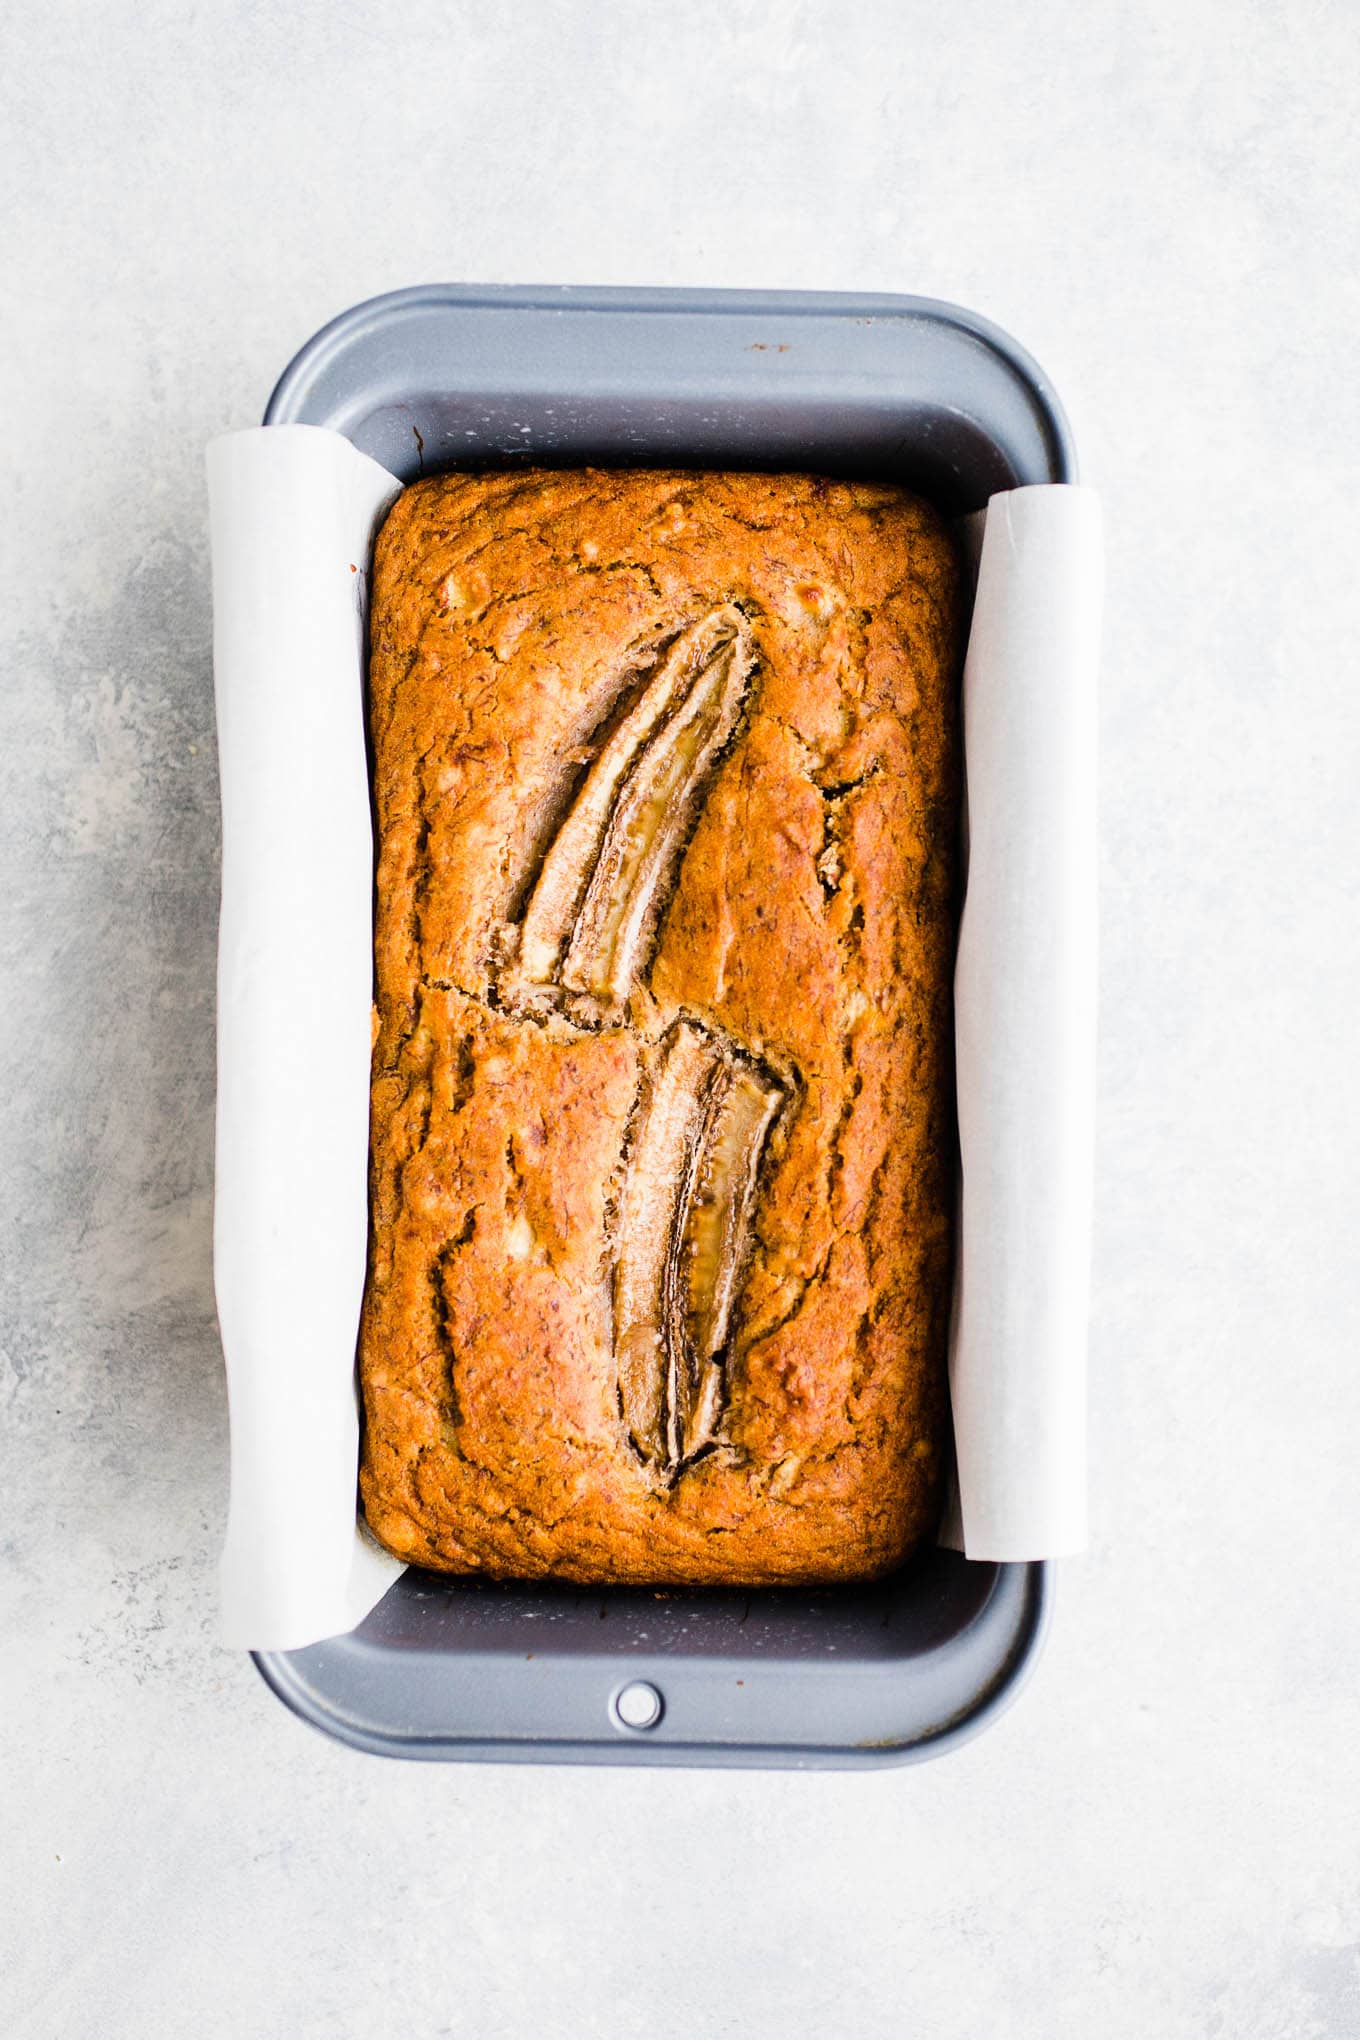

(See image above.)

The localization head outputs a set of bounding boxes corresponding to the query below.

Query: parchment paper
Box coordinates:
[941,485,1103,1559]
[208,427,1102,1648]
[210,426,404,1650]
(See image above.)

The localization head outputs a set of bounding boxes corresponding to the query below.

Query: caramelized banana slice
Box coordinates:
[614,1019,785,1475]
[512,607,754,1012]
[672,1062,785,1462]
[614,1021,724,1465]
[562,616,751,1011]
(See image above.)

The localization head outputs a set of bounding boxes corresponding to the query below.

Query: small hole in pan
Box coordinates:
[612,1680,664,1732]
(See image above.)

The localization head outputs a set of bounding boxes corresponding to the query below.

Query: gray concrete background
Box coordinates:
[3,2,1357,2034]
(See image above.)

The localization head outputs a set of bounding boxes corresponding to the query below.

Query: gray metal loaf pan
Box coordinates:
[254,283,1073,1767]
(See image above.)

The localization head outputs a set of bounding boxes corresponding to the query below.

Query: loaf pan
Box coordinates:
[253,283,1072,1767]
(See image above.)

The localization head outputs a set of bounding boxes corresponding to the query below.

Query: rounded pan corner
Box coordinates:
[853,1555,1054,1768]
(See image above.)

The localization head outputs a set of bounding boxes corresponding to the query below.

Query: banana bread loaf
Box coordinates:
[358,467,962,1585]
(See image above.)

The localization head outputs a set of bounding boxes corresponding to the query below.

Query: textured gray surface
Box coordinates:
[2,2,1357,2035]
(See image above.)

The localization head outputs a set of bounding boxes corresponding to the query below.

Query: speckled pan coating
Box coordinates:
[358,467,962,1584]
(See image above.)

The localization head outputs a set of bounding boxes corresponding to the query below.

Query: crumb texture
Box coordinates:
[359,467,962,1585]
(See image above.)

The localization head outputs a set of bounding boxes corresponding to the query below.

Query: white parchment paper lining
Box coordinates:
[208,424,1102,1651]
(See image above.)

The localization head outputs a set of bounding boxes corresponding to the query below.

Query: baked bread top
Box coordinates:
[359,467,962,1585]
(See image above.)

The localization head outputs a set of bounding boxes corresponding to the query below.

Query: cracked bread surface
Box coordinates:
[359,466,963,1585]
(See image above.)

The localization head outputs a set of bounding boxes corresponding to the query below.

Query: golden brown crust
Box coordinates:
[358,468,962,1584]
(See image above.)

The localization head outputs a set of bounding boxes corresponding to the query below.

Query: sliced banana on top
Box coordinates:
[510,606,754,1017]
[615,1019,785,1478]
